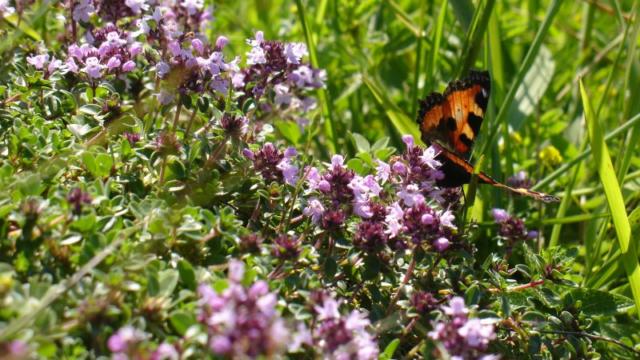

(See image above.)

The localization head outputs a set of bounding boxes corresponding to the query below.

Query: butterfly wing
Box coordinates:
[417,70,559,203]
[417,70,490,157]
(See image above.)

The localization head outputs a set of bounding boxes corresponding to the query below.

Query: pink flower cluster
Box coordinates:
[66,24,141,79]
[428,297,497,360]
[197,260,290,358]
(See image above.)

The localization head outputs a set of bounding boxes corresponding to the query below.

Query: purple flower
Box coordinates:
[216,35,229,49]
[27,54,49,70]
[192,38,205,55]
[402,134,415,149]
[122,60,136,72]
[458,318,496,348]
[106,56,121,70]
[384,202,404,238]
[83,57,104,78]
[303,198,325,224]
[124,0,148,14]
[198,262,290,358]
[48,57,62,73]
[73,0,94,22]
[284,42,308,64]
[439,209,456,230]
[247,46,267,65]
[491,208,509,223]
[67,188,92,214]
[507,170,533,189]
[433,237,450,252]
[108,326,148,354]
[279,157,301,186]
[442,297,468,317]
[312,296,378,359]
[428,297,497,359]
[420,146,441,169]
[151,343,179,360]
[181,0,204,15]
[220,113,248,137]
[156,61,170,78]
[397,184,424,207]
[375,160,391,184]
[272,234,301,260]
[156,90,174,105]
[123,131,141,145]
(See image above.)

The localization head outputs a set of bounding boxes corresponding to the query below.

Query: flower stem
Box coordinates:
[183,108,198,141]
[386,253,417,315]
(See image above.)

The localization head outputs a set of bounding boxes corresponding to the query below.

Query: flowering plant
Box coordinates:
[0,1,638,360]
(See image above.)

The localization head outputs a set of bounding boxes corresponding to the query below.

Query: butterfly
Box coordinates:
[416,70,559,203]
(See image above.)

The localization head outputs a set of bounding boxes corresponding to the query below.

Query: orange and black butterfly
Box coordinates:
[417,70,559,203]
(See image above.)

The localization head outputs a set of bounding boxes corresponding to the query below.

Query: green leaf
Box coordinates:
[274,120,301,145]
[177,260,197,291]
[350,132,370,153]
[157,269,179,298]
[170,311,197,336]
[569,288,634,316]
[379,339,401,360]
[580,80,640,319]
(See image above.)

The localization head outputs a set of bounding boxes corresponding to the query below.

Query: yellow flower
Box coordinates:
[539,145,563,166]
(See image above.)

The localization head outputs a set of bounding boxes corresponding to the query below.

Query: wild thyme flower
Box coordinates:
[507,170,533,189]
[123,131,141,145]
[492,208,536,246]
[26,53,63,77]
[428,297,497,359]
[67,188,92,215]
[72,0,94,22]
[197,260,290,358]
[310,296,378,360]
[219,113,248,138]
[410,291,438,315]
[108,326,149,358]
[272,234,301,260]
[66,24,141,79]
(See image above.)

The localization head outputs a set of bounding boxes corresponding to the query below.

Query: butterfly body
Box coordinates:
[417,70,559,203]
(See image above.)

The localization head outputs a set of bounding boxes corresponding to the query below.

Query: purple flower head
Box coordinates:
[443,297,468,317]
[106,56,121,70]
[491,208,509,223]
[181,0,204,16]
[73,0,94,22]
[303,197,325,224]
[411,291,437,314]
[375,160,391,184]
[123,131,141,145]
[122,60,136,72]
[67,188,92,214]
[27,54,49,70]
[433,237,451,252]
[249,143,285,183]
[384,202,404,239]
[272,234,301,260]
[108,326,148,354]
[354,220,388,253]
[321,209,346,231]
[428,297,496,359]
[156,61,171,78]
[83,57,104,78]
[284,42,308,64]
[124,0,148,14]
[151,343,179,360]
[312,296,378,359]
[197,262,290,358]
[402,135,415,149]
[216,35,229,49]
[420,146,441,169]
[220,113,248,138]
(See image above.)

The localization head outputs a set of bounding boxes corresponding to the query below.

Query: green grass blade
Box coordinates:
[295,0,337,154]
[449,0,474,30]
[410,1,427,117]
[425,0,448,93]
[456,0,495,78]
[384,0,422,37]
[580,80,640,319]
[476,0,562,160]
[362,75,421,141]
